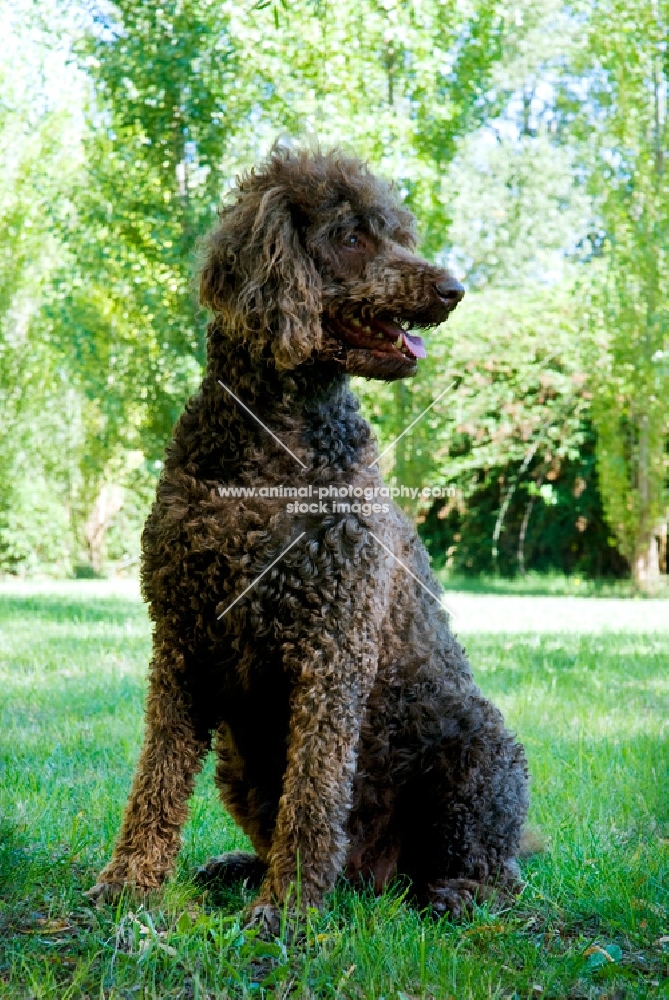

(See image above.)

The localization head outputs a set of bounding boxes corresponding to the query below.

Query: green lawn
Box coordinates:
[436,570,669,599]
[0,583,667,999]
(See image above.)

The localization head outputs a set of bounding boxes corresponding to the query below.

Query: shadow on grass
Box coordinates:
[0,820,32,905]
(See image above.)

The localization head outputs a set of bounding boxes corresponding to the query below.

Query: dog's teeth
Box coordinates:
[350,318,362,328]
[394,335,402,348]
[363,325,372,334]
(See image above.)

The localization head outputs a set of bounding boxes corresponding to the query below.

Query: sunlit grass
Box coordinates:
[437,569,669,599]
[0,584,667,998]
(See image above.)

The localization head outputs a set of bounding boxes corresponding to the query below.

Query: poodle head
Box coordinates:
[200,147,463,381]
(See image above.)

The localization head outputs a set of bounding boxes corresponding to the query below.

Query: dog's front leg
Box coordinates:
[246,631,377,934]
[86,640,208,904]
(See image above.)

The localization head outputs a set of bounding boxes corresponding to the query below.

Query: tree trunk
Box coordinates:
[84,484,124,574]
[633,532,661,592]
[632,415,661,592]
[517,476,542,576]
[659,522,668,575]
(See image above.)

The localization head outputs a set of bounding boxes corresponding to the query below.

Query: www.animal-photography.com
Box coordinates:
[1,2,667,998]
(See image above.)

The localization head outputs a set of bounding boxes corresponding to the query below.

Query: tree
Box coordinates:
[66,0,519,567]
[0,0,90,572]
[72,0,247,456]
[580,0,669,590]
[1,0,662,581]
[225,0,514,243]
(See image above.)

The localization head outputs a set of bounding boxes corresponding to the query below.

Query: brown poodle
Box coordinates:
[87,148,528,934]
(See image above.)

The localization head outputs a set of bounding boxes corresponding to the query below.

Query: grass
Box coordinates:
[0,583,667,999]
[436,570,669,599]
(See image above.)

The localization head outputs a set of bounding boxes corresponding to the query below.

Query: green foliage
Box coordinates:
[577,0,669,585]
[0,1,88,572]
[421,422,629,577]
[105,459,160,567]
[357,275,633,577]
[448,130,591,288]
[224,0,513,244]
[70,0,243,456]
[357,279,592,494]
[0,0,666,581]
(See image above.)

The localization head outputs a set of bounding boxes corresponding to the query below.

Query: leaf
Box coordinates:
[20,919,72,935]
[584,943,623,969]
[463,922,506,937]
[246,939,285,960]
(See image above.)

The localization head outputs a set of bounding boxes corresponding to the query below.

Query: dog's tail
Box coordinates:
[519,826,545,856]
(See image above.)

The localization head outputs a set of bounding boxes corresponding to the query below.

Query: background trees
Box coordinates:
[0,1,88,571]
[0,0,666,588]
[579,0,669,589]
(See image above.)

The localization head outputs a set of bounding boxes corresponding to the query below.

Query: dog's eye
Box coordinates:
[344,233,360,248]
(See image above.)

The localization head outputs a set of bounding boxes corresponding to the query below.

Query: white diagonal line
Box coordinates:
[368,530,458,621]
[368,380,457,469]
[217,531,306,619]
[218,379,307,469]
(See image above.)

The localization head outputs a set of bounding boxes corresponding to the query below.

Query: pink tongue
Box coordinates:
[402,332,426,359]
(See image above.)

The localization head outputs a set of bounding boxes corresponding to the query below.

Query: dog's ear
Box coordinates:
[200,186,322,369]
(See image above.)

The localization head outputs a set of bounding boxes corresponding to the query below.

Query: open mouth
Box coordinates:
[329,315,427,363]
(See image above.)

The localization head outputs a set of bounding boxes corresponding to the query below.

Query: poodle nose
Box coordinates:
[434,277,465,308]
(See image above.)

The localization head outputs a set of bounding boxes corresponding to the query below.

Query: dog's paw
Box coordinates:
[84,881,127,908]
[426,878,500,921]
[243,901,282,939]
[500,857,524,892]
[84,880,155,909]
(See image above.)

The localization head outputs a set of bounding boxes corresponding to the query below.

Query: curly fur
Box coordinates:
[88,148,529,931]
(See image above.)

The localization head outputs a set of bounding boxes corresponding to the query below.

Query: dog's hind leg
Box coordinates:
[211,716,287,863]
[195,851,268,890]
[86,639,209,904]
[395,694,528,919]
[190,724,275,895]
